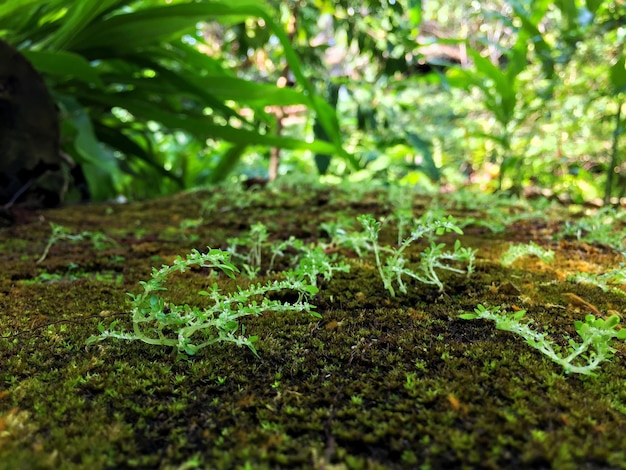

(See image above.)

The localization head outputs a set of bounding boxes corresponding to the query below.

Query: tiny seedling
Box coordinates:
[227,222,269,277]
[289,246,350,288]
[500,241,555,266]
[37,222,117,264]
[227,222,348,281]
[557,206,626,252]
[87,247,320,356]
[461,304,626,375]
[357,214,476,296]
[320,219,372,257]
[567,268,626,296]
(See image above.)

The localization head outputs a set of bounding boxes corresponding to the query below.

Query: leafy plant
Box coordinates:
[289,246,350,288]
[226,221,350,282]
[87,247,319,356]
[226,222,270,278]
[500,242,555,266]
[556,207,626,252]
[356,214,475,296]
[2,0,353,200]
[461,304,626,375]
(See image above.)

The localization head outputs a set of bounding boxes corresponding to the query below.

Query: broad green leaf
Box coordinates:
[94,123,184,186]
[585,0,602,14]
[21,49,103,87]
[406,132,441,182]
[67,2,269,51]
[554,0,578,29]
[206,143,247,184]
[610,54,626,95]
[604,315,620,330]
[0,0,43,18]
[511,2,554,79]
[506,40,528,81]
[260,13,356,168]
[408,0,421,26]
[99,93,339,153]
[200,76,312,106]
[467,49,517,122]
[45,0,127,50]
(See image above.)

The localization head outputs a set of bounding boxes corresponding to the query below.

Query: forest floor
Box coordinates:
[1,182,626,470]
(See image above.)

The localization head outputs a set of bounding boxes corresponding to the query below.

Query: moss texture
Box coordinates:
[1,184,626,469]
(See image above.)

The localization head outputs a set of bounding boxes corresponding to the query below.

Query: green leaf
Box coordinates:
[206,143,247,184]
[260,13,356,169]
[459,313,477,320]
[406,132,441,182]
[554,0,578,29]
[466,49,517,124]
[201,76,310,106]
[45,0,127,50]
[510,2,554,79]
[68,2,268,52]
[84,91,340,153]
[610,54,626,95]
[585,0,602,14]
[512,310,526,320]
[408,1,421,26]
[21,49,104,86]
[305,285,319,295]
[604,315,620,330]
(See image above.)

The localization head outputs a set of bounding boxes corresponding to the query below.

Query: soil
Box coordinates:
[1,182,626,470]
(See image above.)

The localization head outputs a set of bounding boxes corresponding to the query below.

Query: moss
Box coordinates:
[1,186,626,469]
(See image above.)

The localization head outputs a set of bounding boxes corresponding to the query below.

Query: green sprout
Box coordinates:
[226,222,348,282]
[567,268,626,296]
[461,304,626,375]
[357,214,476,296]
[37,222,117,264]
[557,206,626,252]
[500,241,555,266]
[226,222,269,277]
[290,246,350,288]
[320,219,372,257]
[87,248,320,356]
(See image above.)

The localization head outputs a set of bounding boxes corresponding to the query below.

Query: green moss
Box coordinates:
[1,186,626,468]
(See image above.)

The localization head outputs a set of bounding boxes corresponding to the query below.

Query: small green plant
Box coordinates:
[557,207,626,252]
[37,223,117,264]
[357,214,476,296]
[227,222,309,277]
[500,241,555,266]
[461,304,626,375]
[87,248,319,356]
[226,222,349,283]
[567,268,626,296]
[178,218,202,242]
[22,267,122,285]
[268,236,305,273]
[320,219,372,256]
[290,246,350,288]
[226,222,269,277]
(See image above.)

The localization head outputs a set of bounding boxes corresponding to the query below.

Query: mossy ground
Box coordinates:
[1,184,626,469]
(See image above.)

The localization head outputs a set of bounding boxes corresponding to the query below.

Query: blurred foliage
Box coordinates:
[0,0,352,200]
[2,0,626,203]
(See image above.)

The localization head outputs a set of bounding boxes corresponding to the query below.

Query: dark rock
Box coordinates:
[0,39,67,223]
